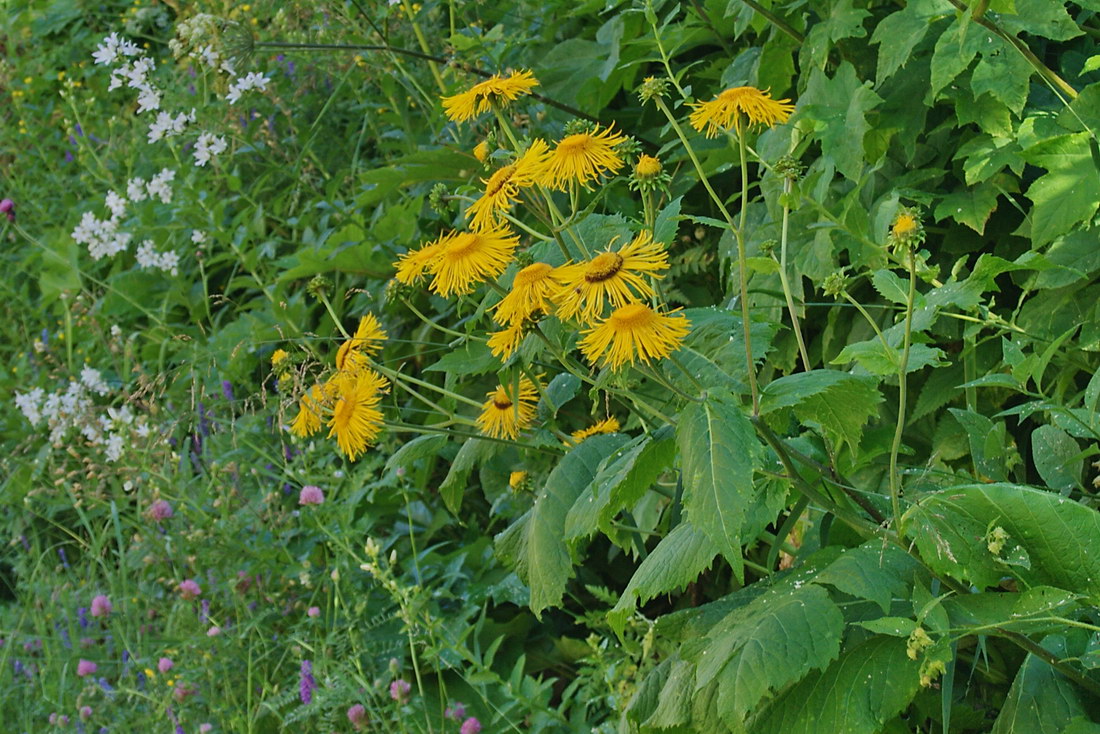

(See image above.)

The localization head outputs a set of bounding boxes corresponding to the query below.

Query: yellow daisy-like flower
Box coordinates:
[335,313,387,370]
[441,70,539,123]
[466,139,551,231]
[428,227,519,297]
[271,349,289,367]
[887,205,925,251]
[689,86,794,137]
[542,124,627,189]
[476,377,539,440]
[487,320,527,361]
[579,302,692,371]
[290,384,326,437]
[555,231,669,323]
[570,416,621,444]
[393,238,446,286]
[494,261,565,326]
[327,370,385,461]
[509,470,528,490]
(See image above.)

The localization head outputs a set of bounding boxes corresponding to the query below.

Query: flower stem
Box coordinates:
[889,251,917,537]
[777,177,811,371]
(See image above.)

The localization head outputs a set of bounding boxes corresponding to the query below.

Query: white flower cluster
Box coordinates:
[147,109,197,144]
[72,209,132,261]
[136,239,181,276]
[170,14,237,75]
[194,132,228,167]
[95,33,162,114]
[226,72,270,104]
[126,168,176,204]
[14,369,152,461]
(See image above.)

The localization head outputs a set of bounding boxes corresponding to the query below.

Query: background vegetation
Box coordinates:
[4,0,1100,731]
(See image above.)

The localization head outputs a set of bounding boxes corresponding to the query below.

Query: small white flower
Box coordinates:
[105,190,128,219]
[93,33,121,66]
[193,132,228,167]
[14,388,46,426]
[111,324,122,337]
[127,177,148,202]
[136,85,162,114]
[80,367,110,396]
[146,168,176,203]
[191,230,207,244]
[105,433,124,462]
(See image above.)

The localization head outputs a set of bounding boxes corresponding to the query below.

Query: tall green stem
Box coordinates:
[778,177,810,371]
[889,251,917,535]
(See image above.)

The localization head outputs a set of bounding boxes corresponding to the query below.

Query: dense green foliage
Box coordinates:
[5,0,1100,732]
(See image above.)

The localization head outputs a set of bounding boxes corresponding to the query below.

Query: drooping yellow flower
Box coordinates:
[509,470,528,490]
[689,86,794,137]
[473,140,490,163]
[555,231,669,323]
[327,370,385,461]
[466,139,551,231]
[290,384,326,437]
[487,320,526,361]
[476,377,539,440]
[542,124,627,189]
[442,70,539,123]
[579,302,691,371]
[393,237,446,286]
[494,262,565,326]
[427,227,519,297]
[335,313,387,370]
[570,416,621,444]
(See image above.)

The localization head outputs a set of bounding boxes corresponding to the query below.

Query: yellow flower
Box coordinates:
[487,320,526,361]
[428,227,519,297]
[466,139,551,231]
[473,140,490,163]
[579,302,691,371]
[555,231,669,323]
[335,313,387,369]
[494,262,565,326]
[542,124,627,189]
[290,384,326,437]
[689,86,794,137]
[271,349,289,366]
[393,238,446,286]
[509,470,528,490]
[888,205,925,251]
[327,370,385,461]
[570,416,621,444]
[477,377,539,440]
[442,70,539,123]
[634,155,662,178]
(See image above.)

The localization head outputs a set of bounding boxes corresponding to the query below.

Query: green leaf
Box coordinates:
[930,17,992,98]
[815,542,919,613]
[945,586,1082,635]
[643,658,695,729]
[750,636,921,734]
[1024,133,1100,247]
[831,339,947,376]
[608,522,718,635]
[797,63,883,181]
[949,407,1007,481]
[1031,425,1082,492]
[992,636,1091,734]
[494,435,630,618]
[542,373,580,416]
[856,617,919,637]
[998,0,1082,41]
[383,435,447,474]
[970,37,1033,114]
[934,182,1000,235]
[564,434,649,541]
[905,484,1100,601]
[872,268,926,310]
[799,0,870,72]
[761,370,884,452]
[424,341,499,376]
[678,392,761,580]
[439,438,495,514]
[653,195,683,246]
[697,584,844,720]
[871,5,930,83]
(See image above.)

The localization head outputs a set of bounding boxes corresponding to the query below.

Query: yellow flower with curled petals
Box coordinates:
[579,302,691,371]
[689,86,794,137]
[442,70,539,123]
[555,231,668,324]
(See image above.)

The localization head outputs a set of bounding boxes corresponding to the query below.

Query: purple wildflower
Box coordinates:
[221,380,234,402]
[299,660,317,704]
[80,706,92,720]
[58,547,70,569]
[77,607,88,628]
[347,703,368,729]
[77,659,97,677]
[307,606,320,618]
[178,579,202,600]
[159,657,174,673]
[460,717,482,734]
[148,500,173,521]
[0,198,15,223]
[90,595,112,618]
[445,702,466,721]
[389,678,411,703]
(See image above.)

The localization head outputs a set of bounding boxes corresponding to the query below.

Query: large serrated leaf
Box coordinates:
[761,370,884,453]
[904,484,1100,602]
[493,434,629,618]
[608,522,718,635]
[678,392,761,580]
[992,635,1091,734]
[749,636,920,734]
[694,584,844,721]
[815,542,919,613]
[439,438,495,514]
